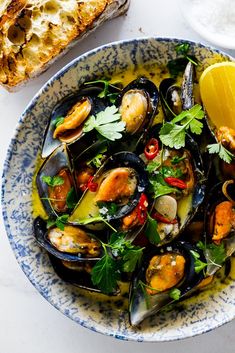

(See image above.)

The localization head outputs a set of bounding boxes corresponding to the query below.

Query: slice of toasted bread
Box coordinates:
[0,0,130,91]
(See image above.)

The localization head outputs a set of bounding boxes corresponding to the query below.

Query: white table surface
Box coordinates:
[1,1,235,352]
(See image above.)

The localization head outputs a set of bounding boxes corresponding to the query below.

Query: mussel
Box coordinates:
[204,180,235,275]
[36,145,77,217]
[129,241,205,326]
[160,62,195,121]
[41,85,108,158]
[69,152,149,225]
[34,217,102,261]
[117,77,159,135]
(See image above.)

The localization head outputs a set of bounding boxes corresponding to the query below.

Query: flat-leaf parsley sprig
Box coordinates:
[159,104,205,149]
[84,105,126,141]
[91,233,144,294]
[207,142,234,164]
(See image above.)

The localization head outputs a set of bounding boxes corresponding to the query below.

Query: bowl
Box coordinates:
[2,37,235,342]
[180,0,235,49]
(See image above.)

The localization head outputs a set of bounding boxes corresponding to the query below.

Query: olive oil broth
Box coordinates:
[32,63,235,320]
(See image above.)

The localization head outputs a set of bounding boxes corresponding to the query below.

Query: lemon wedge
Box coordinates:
[199,62,235,130]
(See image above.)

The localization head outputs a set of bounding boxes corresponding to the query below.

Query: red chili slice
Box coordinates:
[164,177,187,189]
[152,212,178,224]
[137,193,148,225]
[144,138,159,160]
[87,176,98,192]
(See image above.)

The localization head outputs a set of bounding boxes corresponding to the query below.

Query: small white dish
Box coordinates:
[180,0,235,49]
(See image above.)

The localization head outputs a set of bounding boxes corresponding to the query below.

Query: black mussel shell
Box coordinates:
[69,152,149,224]
[36,144,77,217]
[33,217,103,262]
[204,180,235,275]
[117,77,159,136]
[129,241,205,326]
[42,86,107,159]
[159,78,182,120]
[181,61,195,111]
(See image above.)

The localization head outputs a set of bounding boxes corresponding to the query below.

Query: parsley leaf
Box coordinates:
[122,248,143,272]
[42,175,64,187]
[150,179,178,199]
[175,43,198,66]
[84,79,121,101]
[197,241,226,267]
[207,142,234,164]
[91,252,120,294]
[83,106,125,141]
[161,166,183,178]
[46,214,69,231]
[66,187,77,209]
[52,116,64,128]
[169,288,181,301]
[159,105,205,149]
[190,250,207,274]
[146,161,161,173]
[171,155,186,165]
[145,213,161,245]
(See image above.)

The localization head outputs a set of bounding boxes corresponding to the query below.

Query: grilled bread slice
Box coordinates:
[0,0,129,91]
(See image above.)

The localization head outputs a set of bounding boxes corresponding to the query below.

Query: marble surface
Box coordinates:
[0,0,235,351]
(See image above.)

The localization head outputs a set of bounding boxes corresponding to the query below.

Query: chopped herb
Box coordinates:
[197,241,226,267]
[146,161,161,173]
[52,116,64,128]
[175,43,198,66]
[161,166,183,179]
[42,175,64,187]
[207,142,234,164]
[107,92,119,104]
[77,215,117,233]
[190,250,207,274]
[169,288,181,301]
[171,155,187,165]
[159,104,205,149]
[149,178,178,199]
[66,187,77,209]
[83,105,125,141]
[145,213,161,245]
[87,146,107,168]
[97,201,118,217]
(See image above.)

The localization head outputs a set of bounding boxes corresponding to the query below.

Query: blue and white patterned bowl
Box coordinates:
[2,38,235,342]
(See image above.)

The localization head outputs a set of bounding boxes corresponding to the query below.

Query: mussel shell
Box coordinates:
[117,77,159,135]
[69,152,149,224]
[204,181,235,275]
[159,78,182,120]
[33,217,102,262]
[36,144,77,217]
[129,241,205,326]
[41,86,107,159]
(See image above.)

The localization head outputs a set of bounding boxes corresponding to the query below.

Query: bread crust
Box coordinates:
[0,0,130,91]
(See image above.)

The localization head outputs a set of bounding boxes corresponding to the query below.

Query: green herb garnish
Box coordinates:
[97,201,118,217]
[197,241,226,267]
[91,233,144,294]
[146,161,161,173]
[84,79,121,102]
[175,43,198,66]
[66,187,77,209]
[46,214,69,231]
[171,155,187,165]
[190,250,207,274]
[87,146,107,168]
[207,142,234,164]
[145,213,161,245]
[169,288,181,301]
[159,104,205,149]
[83,105,125,141]
[52,116,64,128]
[161,166,183,179]
[42,175,64,187]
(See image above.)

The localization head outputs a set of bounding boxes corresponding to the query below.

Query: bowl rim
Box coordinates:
[1,36,235,342]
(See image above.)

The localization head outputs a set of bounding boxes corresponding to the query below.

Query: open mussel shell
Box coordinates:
[204,180,235,275]
[117,77,159,136]
[69,152,149,225]
[129,241,205,326]
[36,144,77,217]
[34,217,103,262]
[159,62,195,121]
[42,85,107,159]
